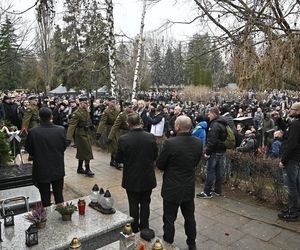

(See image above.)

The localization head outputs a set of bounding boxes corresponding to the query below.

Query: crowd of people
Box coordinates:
[0,88,300,248]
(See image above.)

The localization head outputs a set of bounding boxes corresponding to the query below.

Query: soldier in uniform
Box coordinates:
[22,95,40,130]
[108,102,134,170]
[96,97,119,167]
[66,97,95,177]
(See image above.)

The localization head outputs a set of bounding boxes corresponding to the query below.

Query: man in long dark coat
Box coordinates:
[157,115,203,250]
[116,113,158,233]
[25,108,67,207]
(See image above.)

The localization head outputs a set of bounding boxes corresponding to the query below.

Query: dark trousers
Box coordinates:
[126,190,152,233]
[284,160,300,213]
[37,178,64,207]
[163,199,196,247]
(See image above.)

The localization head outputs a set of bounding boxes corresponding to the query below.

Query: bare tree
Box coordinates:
[158,1,300,89]
[35,0,55,91]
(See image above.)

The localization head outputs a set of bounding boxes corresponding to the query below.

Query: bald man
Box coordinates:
[157,115,203,250]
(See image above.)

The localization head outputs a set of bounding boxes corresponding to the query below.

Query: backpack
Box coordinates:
[224,125,236,149]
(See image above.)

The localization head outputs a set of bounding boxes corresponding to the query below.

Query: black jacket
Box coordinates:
[205,116,227,155]
[157,132,203,203]
[116,128,158,192]
[25,122,67,183]
[281,117,300,165]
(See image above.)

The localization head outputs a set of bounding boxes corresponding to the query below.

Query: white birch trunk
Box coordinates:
[105,0,118,98]
[132,0,147,99]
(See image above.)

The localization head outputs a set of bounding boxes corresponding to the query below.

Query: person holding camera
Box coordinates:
[66,96,95,177]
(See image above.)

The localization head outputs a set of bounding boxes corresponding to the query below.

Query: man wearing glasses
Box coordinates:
[278,102,300,221]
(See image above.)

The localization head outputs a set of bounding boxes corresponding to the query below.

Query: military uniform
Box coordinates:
[96,105,119,149]
[67,107,94,160]
[108,110,131,149]
[66,100,95,177]
[22,104,39,130]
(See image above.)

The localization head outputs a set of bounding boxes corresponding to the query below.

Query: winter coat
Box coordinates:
[157,132,203,204]
[116,128,157,192]
[205,116,227,155]
[281,117,300,165]
[192,121,207,145]
[25,122,66,183]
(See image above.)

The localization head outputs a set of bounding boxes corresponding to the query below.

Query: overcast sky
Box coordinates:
[5,0,200,43]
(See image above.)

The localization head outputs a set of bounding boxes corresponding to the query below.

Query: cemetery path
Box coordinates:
[64,146,300,250]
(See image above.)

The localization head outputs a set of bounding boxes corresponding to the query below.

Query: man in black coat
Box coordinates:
[197,106,227,199]
[25,108,67,207]
[157,115,203,250]
[278,102,300,221]
[116,112,158,233]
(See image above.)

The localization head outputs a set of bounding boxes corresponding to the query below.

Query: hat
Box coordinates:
[78,96,88,102]
[150,102,157,108]
[3,96,11,101]
[28,95,38,100]
[291,102,300,111]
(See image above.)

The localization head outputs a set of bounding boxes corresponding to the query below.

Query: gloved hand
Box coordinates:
[66,140,72,147]
[96,133,101,140]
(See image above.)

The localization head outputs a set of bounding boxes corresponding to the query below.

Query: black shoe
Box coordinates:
[85,169,95,177]
[188,246,196,250]
[281,208,300,214]
[196,192,212,199]
[115,164,123,170]
[110,161,117,167]
[77,168,85,174]
[278,212,298,221]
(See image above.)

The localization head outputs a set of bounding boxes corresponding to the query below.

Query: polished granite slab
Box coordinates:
[0,196,133,250]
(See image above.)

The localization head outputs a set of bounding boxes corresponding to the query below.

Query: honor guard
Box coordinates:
[22,95,39,130]
[66,96,95,177]
[96,97,119,167]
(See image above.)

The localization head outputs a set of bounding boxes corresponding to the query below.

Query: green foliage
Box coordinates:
[51,0,109,90]
[0,16,22,90]
[191,61,212,87]
[185,33,223,87]
[150,44,163,88]
[55,202,77,215]
[163,46,175,86]
[0,129,11,167]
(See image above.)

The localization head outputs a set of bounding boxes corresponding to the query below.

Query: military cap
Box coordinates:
[107,96,116,101]
[78,96,88,102]
[123,101,133,108]
[68,98,76,103]
[28,95,38,100]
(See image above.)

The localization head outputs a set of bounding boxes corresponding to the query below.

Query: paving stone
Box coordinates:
[213,211,251,229]
[59,147,300,249]
[195,214,218,230]
[200,222,246,246]
[239,220,281,241]
[230,235,281,250]
[269,229,300,249]
[197,239,230,250]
